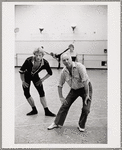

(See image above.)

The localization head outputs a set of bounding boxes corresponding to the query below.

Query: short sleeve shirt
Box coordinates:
[58,62,90,90]
[19,56,52,76]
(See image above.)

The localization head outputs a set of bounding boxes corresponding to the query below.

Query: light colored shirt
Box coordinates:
[58,62,90,90]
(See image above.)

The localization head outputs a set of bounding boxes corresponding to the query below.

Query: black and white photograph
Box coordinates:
[2,1,121,149]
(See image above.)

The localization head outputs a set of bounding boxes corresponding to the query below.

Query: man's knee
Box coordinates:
[62,102,70,110]
[24,94,31,99]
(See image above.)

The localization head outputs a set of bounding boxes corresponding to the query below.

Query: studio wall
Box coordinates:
[15,4,107,68]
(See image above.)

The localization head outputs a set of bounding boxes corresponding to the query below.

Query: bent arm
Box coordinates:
[20,73,29,88]
[41,73,51,82]
[58,86,66,104]
[83,80,89,97]
[58,70,66,103]
[58,86,64,98]
[20,73,25,82]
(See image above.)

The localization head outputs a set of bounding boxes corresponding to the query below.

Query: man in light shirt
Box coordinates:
[47,54,92,132]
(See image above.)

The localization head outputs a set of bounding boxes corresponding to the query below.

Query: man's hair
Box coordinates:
[33,47,45,57]
[68,44,74,48]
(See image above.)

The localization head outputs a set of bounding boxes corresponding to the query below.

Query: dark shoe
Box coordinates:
[45,111,56,117]
[26,110,38,116]
[44,107,56,117]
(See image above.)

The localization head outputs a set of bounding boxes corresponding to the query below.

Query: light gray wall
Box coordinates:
[15,5,107,68]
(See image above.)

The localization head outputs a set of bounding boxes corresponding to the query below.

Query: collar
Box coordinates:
[32,56,44,66]
[64,62,76,73]
[31,58,44,75]
[40,58,44,67]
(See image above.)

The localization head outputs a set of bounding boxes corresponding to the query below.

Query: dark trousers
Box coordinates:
[22,73,45,99]
[55,82,92,128]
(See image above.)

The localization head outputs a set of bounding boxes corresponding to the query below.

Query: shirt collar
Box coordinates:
[32,56,44,66]
[64,62,76,73]
[31,57,44,75]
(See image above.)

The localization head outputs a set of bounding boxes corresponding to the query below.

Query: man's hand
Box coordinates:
[60,97,68,105]
[22,81,29,88]
[35,79,42,86]
[85,95,91,105]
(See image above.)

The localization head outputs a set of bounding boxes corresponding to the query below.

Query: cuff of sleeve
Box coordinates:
[82,79,90,83]
[48,73,52,75]
[19,70,25,74]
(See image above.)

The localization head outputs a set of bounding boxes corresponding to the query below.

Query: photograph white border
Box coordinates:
[2,1,121,148]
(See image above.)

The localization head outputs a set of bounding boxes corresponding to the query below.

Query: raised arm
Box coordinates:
[19,59,29,88]
[41,74,51,82]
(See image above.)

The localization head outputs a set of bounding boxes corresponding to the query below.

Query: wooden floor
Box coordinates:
[15,68,107,144]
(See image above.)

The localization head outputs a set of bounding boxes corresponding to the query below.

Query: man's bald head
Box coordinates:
[62,54,72,68]
[62,53,71,60]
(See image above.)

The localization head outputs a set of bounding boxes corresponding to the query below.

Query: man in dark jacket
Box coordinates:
[19,47,56,117]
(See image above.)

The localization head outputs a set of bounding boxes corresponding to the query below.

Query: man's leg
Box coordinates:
[33,82,56,117]
[27,96,35,107]
[40,96,56,116]
[78,82,92,130]
[22,83,38,115]
[54,89,79,126]
[26,97,38,115]
[78,100,91,129]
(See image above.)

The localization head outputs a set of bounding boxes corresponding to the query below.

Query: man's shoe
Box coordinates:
[45,110,56,117]
[47,123,58,130]
[77,126,85,132]
[26,110,38,116]
[47,122,62,130]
